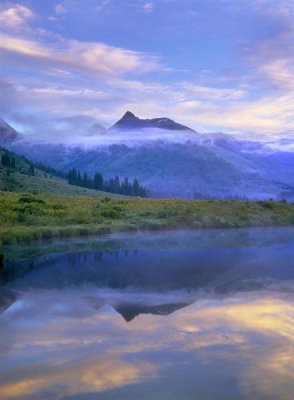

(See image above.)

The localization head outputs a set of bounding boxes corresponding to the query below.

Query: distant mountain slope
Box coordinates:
[85,122,107,136]
[200,132,294,187]
[0,118,19,144]
[111,111,195,131]
[0,147,120,197]
[4,114,294,200]
[8,141,294,200]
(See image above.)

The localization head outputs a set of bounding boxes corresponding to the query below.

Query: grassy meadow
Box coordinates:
[0,191,294,246]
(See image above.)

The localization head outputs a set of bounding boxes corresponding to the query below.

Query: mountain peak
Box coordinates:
[122,111,137,119]
[111,111,195,132]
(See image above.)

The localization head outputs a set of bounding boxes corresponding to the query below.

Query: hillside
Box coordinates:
[0,147,121,197]
[9,141,294,200]
[0,119,19,144]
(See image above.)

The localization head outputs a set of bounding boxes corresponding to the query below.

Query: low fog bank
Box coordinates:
[5,116,294,153]
[13,127,202,148]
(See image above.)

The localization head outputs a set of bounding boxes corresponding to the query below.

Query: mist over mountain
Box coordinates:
[85,122,107,136]
[3,112,294,200]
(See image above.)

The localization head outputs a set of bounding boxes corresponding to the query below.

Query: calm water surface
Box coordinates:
[0,228,293,399]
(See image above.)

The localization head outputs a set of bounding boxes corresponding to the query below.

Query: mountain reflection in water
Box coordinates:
[0,228,293,399]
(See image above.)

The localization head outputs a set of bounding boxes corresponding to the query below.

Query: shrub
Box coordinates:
[18,196,45,205]
[100,207,122,219]
[101,197,111,203]
[260,201,274,210]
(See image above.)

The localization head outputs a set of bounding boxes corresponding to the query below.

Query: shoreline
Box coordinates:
[1,191,294,246]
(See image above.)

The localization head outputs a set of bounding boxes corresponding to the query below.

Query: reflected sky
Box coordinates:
[0,291,293,400]
[0,228,293,399]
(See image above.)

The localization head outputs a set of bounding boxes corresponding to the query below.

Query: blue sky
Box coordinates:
[0,0,293,140]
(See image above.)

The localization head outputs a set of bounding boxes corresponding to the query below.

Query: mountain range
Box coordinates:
[1,111,294,200]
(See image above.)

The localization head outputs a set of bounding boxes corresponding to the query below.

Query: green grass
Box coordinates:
[0,191,294,246]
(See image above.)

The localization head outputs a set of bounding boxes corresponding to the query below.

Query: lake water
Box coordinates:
[0,228,293,400]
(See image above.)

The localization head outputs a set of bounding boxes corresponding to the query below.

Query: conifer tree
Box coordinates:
[94,172,103,190]
[132,179,140,196]
[29,164,34,176]
[114,176,120,193]
[1,154,11,167]
[67,167,146,197]
[83,172,88,188]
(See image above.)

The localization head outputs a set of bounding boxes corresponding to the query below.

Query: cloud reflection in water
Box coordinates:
[0,289,293,400]
[1,228,294,399]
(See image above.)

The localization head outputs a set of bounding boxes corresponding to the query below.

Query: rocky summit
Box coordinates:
[111,111,195,131]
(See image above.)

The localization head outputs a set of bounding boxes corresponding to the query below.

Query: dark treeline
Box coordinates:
[33,161,66,179]
[68,168,147,197]
[1,152,34,175]
[1,153,16,169]
[193,191,250,201]
[0,147,70,178]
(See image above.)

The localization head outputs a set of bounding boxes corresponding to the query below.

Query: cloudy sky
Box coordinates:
[0,0,293,140]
